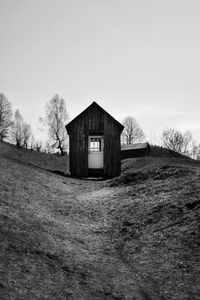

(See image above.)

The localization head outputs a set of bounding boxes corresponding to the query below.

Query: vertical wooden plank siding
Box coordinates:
[66,102,123,178]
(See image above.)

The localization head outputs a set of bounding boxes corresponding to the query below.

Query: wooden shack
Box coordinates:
[65,102,124,178]
[121,142,150,159]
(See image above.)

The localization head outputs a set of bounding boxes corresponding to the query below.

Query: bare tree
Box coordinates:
[12,109,33,149]
[0,93,13,141]
[45,140,54,154]
[190,141,200,160]
[30,134,35,152]
[34,140,42,152]
[41,94,69,155]
[12,109,24,147]
[121,116,145,144]
[22,122,32,149]
[161,128,192,156]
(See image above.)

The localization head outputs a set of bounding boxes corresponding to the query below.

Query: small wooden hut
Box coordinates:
[66,102,124,178]
[120,142,150,159]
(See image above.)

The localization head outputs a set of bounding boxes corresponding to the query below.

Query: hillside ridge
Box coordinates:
[0,141,200,299]
[0,140,69,175]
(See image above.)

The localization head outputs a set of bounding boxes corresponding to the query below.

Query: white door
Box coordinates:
[88,136,104,169]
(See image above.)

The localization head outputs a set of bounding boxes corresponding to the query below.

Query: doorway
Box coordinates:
[88,136,104,169]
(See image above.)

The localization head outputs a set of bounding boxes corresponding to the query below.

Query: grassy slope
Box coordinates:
[106,158,200,299]
[0,141,69,174]
[0,142,200,299]
[0,142,143,299]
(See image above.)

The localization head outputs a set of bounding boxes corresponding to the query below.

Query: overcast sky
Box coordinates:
[0,0,200,143]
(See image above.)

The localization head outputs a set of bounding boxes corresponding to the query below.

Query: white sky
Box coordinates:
[1,0,200,144]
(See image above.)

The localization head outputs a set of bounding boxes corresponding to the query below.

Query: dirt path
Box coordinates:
[0,157,145,300]
[50,178,144,299]
[52,172,200,300]
[3,156,200,299]
[1,145,200,299]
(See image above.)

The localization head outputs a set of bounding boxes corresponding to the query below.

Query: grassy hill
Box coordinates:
[0,141,200,299]
[107,158,200,299]
[0,141,69,175]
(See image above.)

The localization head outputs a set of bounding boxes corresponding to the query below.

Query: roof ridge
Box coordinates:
[65,101,124,131]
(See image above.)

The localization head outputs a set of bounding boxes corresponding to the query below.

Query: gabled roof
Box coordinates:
[121,142,149,151]
[66,101,124,132]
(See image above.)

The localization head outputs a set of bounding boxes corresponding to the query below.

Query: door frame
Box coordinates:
[88,135,104,169]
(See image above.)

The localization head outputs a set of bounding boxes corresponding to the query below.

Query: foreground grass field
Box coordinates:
[0,142,200,299]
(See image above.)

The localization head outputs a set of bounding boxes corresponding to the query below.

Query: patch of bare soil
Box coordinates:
[1,152,200,299]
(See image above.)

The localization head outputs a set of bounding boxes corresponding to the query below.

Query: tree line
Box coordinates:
[121,117,200,159]
[0,93,69,155]
[0,92,200,159]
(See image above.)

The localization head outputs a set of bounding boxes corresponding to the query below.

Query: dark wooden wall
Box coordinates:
[120,143,150,160]
[104,113,121,177]
[66,103,123,178]
[120,147,150,160]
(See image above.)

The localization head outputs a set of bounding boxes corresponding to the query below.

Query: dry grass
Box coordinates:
[0,142,200,299]
[106,157,200,299]
[0,143,142,299]
[0,141,69,174]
